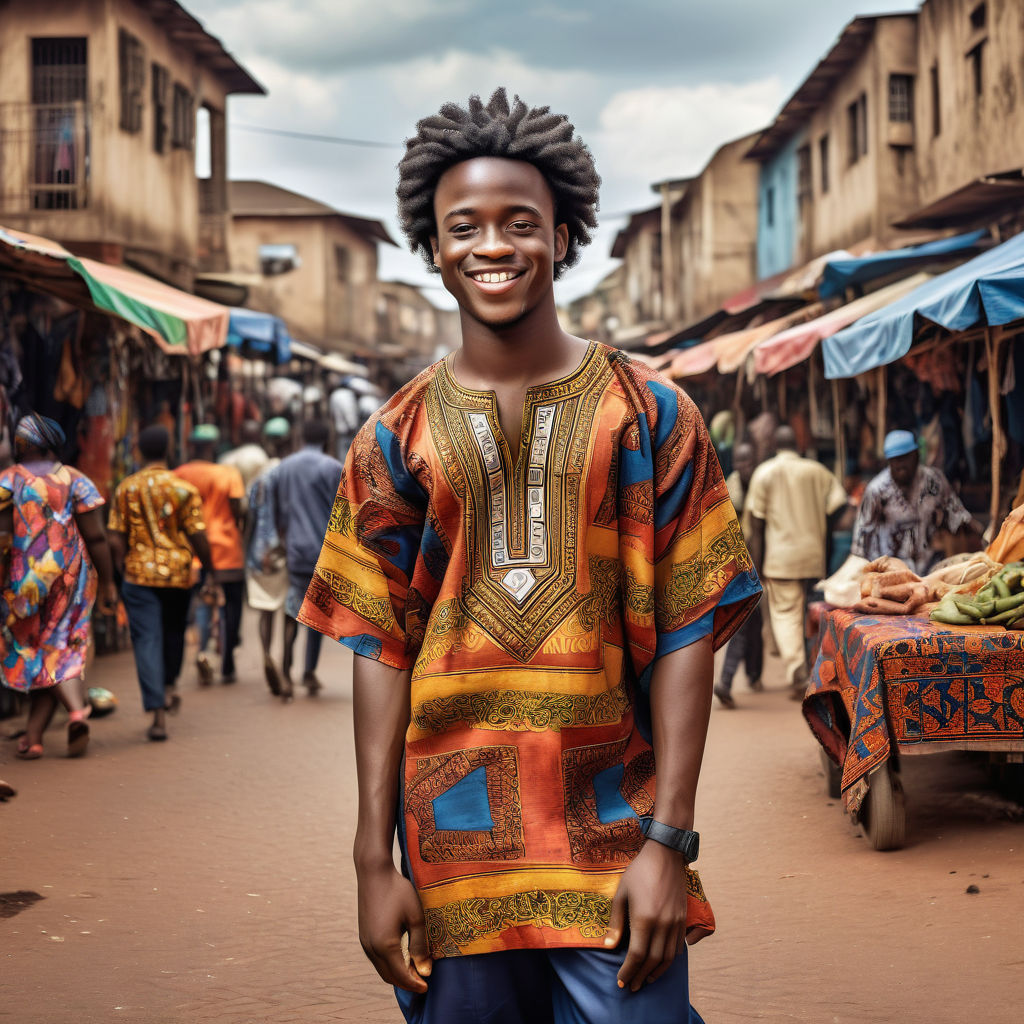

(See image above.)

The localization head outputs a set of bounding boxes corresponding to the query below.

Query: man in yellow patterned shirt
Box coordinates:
[108,425,219,741]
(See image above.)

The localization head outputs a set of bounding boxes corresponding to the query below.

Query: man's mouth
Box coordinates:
[467,269,523,284]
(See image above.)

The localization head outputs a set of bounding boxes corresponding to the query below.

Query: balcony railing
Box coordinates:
[0,101,91,212]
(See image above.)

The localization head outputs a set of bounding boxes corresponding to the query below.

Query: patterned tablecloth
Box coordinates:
[804,609,1024,811]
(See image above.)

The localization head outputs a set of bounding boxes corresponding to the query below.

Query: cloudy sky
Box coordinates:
[189,0,907,308]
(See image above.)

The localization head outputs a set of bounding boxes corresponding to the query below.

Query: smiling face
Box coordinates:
[430,157,569,329]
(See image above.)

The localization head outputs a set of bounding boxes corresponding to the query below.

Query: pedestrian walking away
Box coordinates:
[298,89,761,1024]
[242,417,292,696]
[219,418,271,496]
[746,426,847,700]
[271,418,343,699]
[107,425,222,741]
[175,424,246,685]
[0,413,117,760]
[716,441,764,709]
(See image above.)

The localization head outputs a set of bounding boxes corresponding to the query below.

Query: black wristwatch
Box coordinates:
[639,817,700,863]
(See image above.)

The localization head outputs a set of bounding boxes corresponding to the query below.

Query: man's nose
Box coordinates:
[473,227,515,259]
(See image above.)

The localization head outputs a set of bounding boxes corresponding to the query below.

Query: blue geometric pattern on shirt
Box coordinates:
[432,765,494,832]
[593,763,638,824]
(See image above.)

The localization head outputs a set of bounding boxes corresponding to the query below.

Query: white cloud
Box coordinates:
[595,78,785,185]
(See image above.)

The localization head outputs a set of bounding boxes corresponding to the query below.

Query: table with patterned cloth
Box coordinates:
[804,609,1024,812]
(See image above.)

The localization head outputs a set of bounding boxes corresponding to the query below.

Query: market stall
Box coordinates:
[805,600,1024,851]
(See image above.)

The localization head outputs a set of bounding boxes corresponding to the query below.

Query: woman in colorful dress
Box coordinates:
[0,414,116,759]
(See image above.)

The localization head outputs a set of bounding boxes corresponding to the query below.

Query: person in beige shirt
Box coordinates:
[746,426,847,698]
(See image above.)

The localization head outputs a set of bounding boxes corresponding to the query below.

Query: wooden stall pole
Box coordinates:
[777,370,787,422]
[875,365,887,459]
[831,377,846,480]
[985,326,1006,530]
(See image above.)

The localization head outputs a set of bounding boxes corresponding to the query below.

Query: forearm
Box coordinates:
[649,635,714,831]
[85,536,115,590]
[352,654,413,870]
[188,530,216,575]
[107,530,126,574]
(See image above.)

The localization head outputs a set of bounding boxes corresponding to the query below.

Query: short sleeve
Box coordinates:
[107,484,126,532]
[745,465,768,521]
[70,471,104,515]
[613,361,761,688]
[824,472,848,516]
[298,415,427,670]
[226,466,245,501]
[178,487,206,536]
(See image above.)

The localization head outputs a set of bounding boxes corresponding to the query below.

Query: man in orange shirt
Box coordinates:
[175,425,246,684]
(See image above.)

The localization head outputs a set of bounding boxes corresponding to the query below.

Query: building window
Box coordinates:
[30,37,88,210]
[765,186,775,227]
[797,143,812,202]
[118,29,144,133]
[151,63,169,153]
[889,75,914,123]
[847,93,868,165]
[970,2,987,30]
[171,83,194,149]
[259,243,301,276]
[930,64,941,136]
[335,244,350,281]
[819,135,830,194]
[968,42,985,98]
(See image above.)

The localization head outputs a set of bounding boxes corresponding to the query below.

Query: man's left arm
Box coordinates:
[605,635,714,992]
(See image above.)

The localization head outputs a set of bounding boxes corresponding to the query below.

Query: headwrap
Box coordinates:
[15,413,66,455]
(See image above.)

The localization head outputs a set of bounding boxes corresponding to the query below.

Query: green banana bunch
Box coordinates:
[931,562,1024,627]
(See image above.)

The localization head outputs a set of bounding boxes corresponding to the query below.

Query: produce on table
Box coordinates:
[853,554,1001,617]
[930,562,1024,628]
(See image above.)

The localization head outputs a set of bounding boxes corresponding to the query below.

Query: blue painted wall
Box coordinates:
[756,133,803,279]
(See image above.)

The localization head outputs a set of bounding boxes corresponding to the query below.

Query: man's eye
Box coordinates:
[510,221,536,231]
[451,224,475,235]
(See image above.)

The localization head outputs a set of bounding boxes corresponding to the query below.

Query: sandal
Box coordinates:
[147,723,167,742]
[16,741,43,760]
[164,692,182,715]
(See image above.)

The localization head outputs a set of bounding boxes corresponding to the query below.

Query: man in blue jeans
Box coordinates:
[108,426,221,741]
[271,419,344,700]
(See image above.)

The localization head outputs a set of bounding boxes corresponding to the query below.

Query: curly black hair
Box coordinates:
[396,88,600,280]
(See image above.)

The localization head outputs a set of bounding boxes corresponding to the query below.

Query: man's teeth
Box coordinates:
[475,272,517,283]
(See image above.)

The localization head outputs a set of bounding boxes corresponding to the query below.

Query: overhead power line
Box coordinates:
[231,122,401,149]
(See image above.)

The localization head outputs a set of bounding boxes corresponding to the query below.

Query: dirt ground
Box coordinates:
[1,615,1022,1023]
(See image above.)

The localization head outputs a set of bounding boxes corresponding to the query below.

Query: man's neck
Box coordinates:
[455,292,580,388]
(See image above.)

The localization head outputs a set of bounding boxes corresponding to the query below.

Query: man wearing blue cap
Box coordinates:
[852,429,976,575]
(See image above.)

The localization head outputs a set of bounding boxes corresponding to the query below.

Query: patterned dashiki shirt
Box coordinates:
[299,343,761,958]
[851,465,972,575]
[108,466,206,588]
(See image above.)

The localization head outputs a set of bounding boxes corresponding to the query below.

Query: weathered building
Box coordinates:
[897,0,1024,233]
[670,132,760,326]
[748,14,923,267]
[227,180,395,355]
[0,0,262,288]
[608,205,663,343]
[376,279,458,371]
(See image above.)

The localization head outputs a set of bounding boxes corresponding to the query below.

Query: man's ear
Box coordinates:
[554,223,569,264]
[430,236,440,267]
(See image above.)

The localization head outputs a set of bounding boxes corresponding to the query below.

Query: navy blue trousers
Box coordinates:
[395,944,706,1024]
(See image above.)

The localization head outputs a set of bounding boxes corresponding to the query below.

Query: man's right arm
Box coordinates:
[352,653,431,993]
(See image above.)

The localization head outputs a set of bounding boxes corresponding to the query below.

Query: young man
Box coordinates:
[174,425,246,685]
[746,426,847,700]
[299,90,760,1024]
[108,426,220,740]
[272,419,344,699]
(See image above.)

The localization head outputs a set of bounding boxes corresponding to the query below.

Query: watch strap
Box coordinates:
[639,816,699,862]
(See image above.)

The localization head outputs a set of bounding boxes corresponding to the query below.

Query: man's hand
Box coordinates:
[357,860,432,993]
[604,840,688,992]
[97,580,119,616]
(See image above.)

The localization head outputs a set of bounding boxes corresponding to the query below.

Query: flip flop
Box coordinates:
[16,742,43,760]
[67,719,90,758]
[147,724,167,742]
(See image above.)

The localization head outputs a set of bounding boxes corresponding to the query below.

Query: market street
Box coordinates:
[2,618,1021,1024]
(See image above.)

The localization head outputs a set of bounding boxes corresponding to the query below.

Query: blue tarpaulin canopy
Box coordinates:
[818,228,989,300]
[823,229,1024,379]
[226,308,293,364]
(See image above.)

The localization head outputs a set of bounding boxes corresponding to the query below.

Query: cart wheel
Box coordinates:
[819,747,842,799]
[861,763,906,851]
